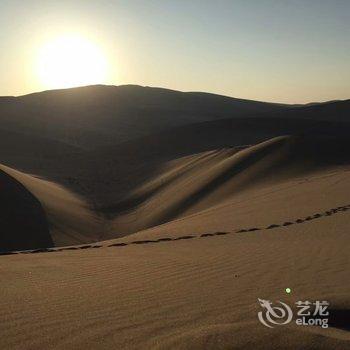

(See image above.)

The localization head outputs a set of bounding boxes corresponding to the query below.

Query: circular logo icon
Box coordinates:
[258,298,293,328]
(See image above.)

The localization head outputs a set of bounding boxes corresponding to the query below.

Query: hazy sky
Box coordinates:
[1,0,349,103]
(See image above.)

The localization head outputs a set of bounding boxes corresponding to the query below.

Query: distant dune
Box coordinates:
[0,84,288,149]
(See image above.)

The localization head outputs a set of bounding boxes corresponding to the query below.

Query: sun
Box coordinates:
[37,34,109,89]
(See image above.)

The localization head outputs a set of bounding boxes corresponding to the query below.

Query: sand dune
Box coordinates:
[100,133,350,235]
[67,114,349,211]
[0,86,349,349]
[0,85,286,149]
[0,164,102,249]
[0,89,348,213]
[1,130,349,248]
[0,165,349,349]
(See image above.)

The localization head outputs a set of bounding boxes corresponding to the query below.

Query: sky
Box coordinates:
[0,0,349,103]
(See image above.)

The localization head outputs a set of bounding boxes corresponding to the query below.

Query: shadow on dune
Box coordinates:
[0,169,52,252]
[328,309,350,331]
[303,308,350,332]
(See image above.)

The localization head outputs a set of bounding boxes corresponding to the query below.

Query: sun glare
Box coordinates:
[37,34,109,89]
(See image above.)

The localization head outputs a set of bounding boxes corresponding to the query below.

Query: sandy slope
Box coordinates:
[0,164,102,248]
[0,165,349,349]
[104,133,350,235]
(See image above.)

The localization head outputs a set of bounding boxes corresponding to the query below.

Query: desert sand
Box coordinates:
[0,86,349,349]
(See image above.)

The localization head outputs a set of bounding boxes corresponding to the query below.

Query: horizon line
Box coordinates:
[1,83,348,106]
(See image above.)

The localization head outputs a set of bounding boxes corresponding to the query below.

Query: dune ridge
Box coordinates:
[1,130,349,252]
[104,133,350,235]
[0,85,287,149]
